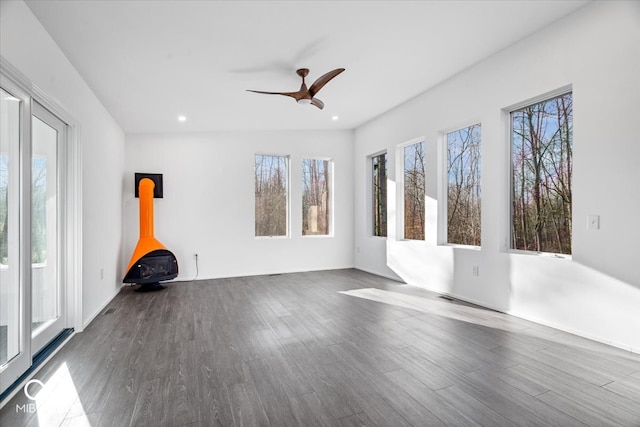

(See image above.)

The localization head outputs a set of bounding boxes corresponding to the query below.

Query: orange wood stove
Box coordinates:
[123,177,178,291]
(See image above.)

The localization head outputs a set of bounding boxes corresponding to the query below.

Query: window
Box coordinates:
[302,158,331,236]
[31,156,48,263]
[447,124,481,246]
[372,152,387,237]
[403,141,425,240]
[511,92,573,254]
[0,147,8,268]
[255,154,288,237]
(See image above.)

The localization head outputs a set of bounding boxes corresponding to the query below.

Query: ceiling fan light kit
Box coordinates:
[247,67,345,110]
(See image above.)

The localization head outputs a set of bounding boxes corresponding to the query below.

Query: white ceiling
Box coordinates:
[25,0,590,133]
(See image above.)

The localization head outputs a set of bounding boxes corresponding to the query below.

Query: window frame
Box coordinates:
[369,151,388,238]
[507,87,573,258]
[444,122,482,248]
[397,137,426,241]
[301,156,333,238]
[254,153,290,239]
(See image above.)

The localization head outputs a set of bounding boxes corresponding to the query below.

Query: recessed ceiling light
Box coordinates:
[331,115,339,121]
[178,115,187,122]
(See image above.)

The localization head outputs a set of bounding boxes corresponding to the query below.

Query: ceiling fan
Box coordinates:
[247,68,345,110]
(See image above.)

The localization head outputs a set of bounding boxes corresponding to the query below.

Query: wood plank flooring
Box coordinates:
[2,269,639,426]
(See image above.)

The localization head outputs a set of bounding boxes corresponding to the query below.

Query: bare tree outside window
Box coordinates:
[404,141,425,240]
[32,157,48,263]
[255,154,288,237]
[372,153,387,237]
[0,155,8,265]
[511,93,573,254]
[302,158,330,236]
[447,124,481,246]
[0,158,46,264]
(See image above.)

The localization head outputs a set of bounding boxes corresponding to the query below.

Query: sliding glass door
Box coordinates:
[0,82,31,392]
[0,78,68,394]
[30,103,66,355]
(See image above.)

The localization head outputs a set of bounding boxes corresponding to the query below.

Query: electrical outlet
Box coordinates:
[472,265,480,276]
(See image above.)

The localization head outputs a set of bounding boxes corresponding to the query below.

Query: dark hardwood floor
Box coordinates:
[2,269,639,426]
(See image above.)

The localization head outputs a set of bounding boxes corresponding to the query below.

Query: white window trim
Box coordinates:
[301,156,334,238]
[504,85,573,258]
[254,153,291,239]
[395,137,426,242]
[439,122,483,249]
[367,150,388,239]
[1,60,83,334]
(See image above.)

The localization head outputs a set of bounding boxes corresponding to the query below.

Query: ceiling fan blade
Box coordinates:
[247,89,295,97]
[310,98,324,110]
[308,68,345,97]
[246,89,306,101]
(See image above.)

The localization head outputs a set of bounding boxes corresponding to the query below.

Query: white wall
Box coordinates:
[0,1,126,327]
[124,130,354,280]
[354,1,640,351]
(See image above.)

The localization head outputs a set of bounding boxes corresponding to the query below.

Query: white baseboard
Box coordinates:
[354,266,404,282]
[82,283,126,330]
[367,276,640,355]
[430,290,639,355]
[504,311,640,355]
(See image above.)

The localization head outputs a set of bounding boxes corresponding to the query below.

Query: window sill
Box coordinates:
[507,249,572,260]
[441,243,481,250]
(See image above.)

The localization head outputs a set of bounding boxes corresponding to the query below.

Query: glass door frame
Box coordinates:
[30,101,67,355]
[1,63,82,397]
[0,75,33,393]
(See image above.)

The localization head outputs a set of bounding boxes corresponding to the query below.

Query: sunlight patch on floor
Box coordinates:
[339,287,438,314]
[32,362,89,426]
[339,287,535,333]
[338,287,636,359]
